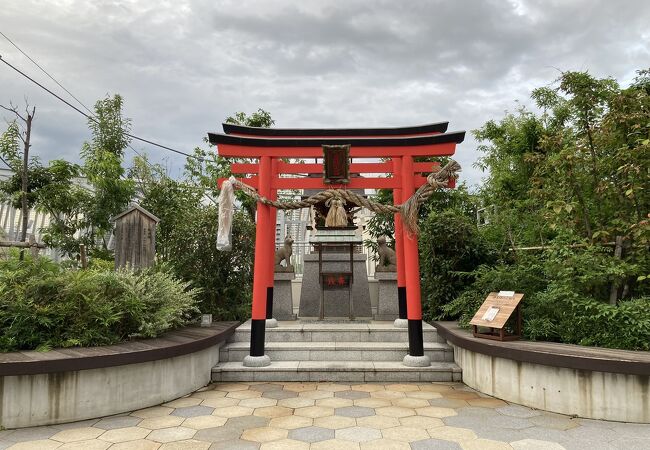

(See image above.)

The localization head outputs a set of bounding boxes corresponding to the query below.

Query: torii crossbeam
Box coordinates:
[209,122,465,367]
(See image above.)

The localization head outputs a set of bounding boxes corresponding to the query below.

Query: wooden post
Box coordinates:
[609,235,624,305]
[28,235,38,258]
[392,157,407,322]
[79,244,88,269]
[248,155,272,362]
[401,155,425,360]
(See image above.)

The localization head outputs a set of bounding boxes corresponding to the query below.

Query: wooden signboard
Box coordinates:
[323,145,350,184]
[469,291,524,341]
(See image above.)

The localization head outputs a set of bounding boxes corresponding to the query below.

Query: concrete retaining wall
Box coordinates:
[453,345,650,423]
[1,344,221,429]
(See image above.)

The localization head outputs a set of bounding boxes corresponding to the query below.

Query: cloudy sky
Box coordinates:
[1,0,648,186]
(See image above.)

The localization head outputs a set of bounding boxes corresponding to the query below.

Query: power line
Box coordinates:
[0,54,203,161]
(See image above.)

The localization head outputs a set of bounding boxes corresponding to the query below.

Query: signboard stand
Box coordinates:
[469,292,524,341]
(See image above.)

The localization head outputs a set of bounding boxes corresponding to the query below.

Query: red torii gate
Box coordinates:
[209,122,465,366]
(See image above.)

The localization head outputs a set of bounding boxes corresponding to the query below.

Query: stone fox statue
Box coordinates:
[274,235,294,272]
[375,236,397,272]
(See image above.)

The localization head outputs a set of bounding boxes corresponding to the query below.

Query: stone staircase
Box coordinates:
[212,320,462,382]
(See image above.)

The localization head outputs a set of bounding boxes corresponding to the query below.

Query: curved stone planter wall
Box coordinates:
[0,322,238,429]
[434,321,650,423]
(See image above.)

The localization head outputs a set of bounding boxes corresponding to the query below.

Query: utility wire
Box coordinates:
[0,54,203,161]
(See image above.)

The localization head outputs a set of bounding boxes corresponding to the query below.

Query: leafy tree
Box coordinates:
[38,95,135,257]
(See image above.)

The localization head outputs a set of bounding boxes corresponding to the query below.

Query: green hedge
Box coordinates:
[0,255,199,352]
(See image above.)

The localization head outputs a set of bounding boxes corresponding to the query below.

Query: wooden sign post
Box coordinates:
[469,291,523,341]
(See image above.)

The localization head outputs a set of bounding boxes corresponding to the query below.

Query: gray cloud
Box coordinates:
[1,0,648,186]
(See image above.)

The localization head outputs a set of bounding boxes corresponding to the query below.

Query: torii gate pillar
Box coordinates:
[401,155,430,367]
[243,155,272,367]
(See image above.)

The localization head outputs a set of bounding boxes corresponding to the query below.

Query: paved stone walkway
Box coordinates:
[2,382,649,450]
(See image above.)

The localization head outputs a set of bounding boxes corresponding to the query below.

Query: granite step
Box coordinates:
[211,360,462,383]
[219,341,454,362]
[229,320,447,343]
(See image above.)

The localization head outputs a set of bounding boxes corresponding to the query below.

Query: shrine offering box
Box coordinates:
[469,291,523,341]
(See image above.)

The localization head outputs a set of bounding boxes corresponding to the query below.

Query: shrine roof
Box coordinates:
[222,122,449,136]
[207,130,465,147]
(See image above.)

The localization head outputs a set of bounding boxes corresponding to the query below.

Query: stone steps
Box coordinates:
[212,320,461,383]
[229,321,447,343]
[211,361,462,383]
[219,340,454,362]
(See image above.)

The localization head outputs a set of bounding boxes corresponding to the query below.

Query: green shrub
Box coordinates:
[0,255,199,352]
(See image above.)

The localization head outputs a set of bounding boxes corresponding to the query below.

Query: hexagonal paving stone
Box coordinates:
[486,415,534,430]
[361,439,410,450]
[98,426,150,443]
[171,405,215,418]
[311,439,362,450]
[239,398,278,408]
[336,426,382,442]
[444,391,480,400]
[294,406,335,419]
[428,426,477,443]
[163,397,203,408]
[375,406,416,418]
[495,405,542,419]
[5,440,61,450]
[250,384,283,392]
[213,406,255,418]
[138,415,185,429]
[429,398,470,409]
[456,406,496,417]
[335,390,370,400]
[316,398,354,408]
[356,415,400,429]
[131,406,174,419]
[299,390,334,400]
[94,416,142,430]
[208,438,261,449]
[241,427,288,443]
[354,398,392,408]
[254,406,293,418]
[282,383,318,392]
[182,415,228,430]
[56,439,111,450]
[318,384,351,392]
[462,439,514,450]
[406,391,443,400]
[416,406,457,418]
[472,426,525,443]
[412,438,463,450]
[107,439,160,450]
[335,406,375,418]
[226,416,271,431]
[443,414,491,430]
[391,397,430,409]
[351,384,385,392]
[417,384,454,393]
[520,426,571,443]
[466,398,508,408]
[399,415,444,429]
[259,439,309,450]
[277,397,315,409]
[49,427,103,443]
[269,416,313,430]
[313,416,357,430]
[529,414,578,430]
[192,426,242,444]
[201,397,240,408]
[147,426,196,443]
[228,390,264,400]
[262,390,299,400]
[511,438,567,450]
[370,390,405,400]
[288,426,335,443]
[158,439,211,450]
[382,426,430,442]
[385,384,420,392]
